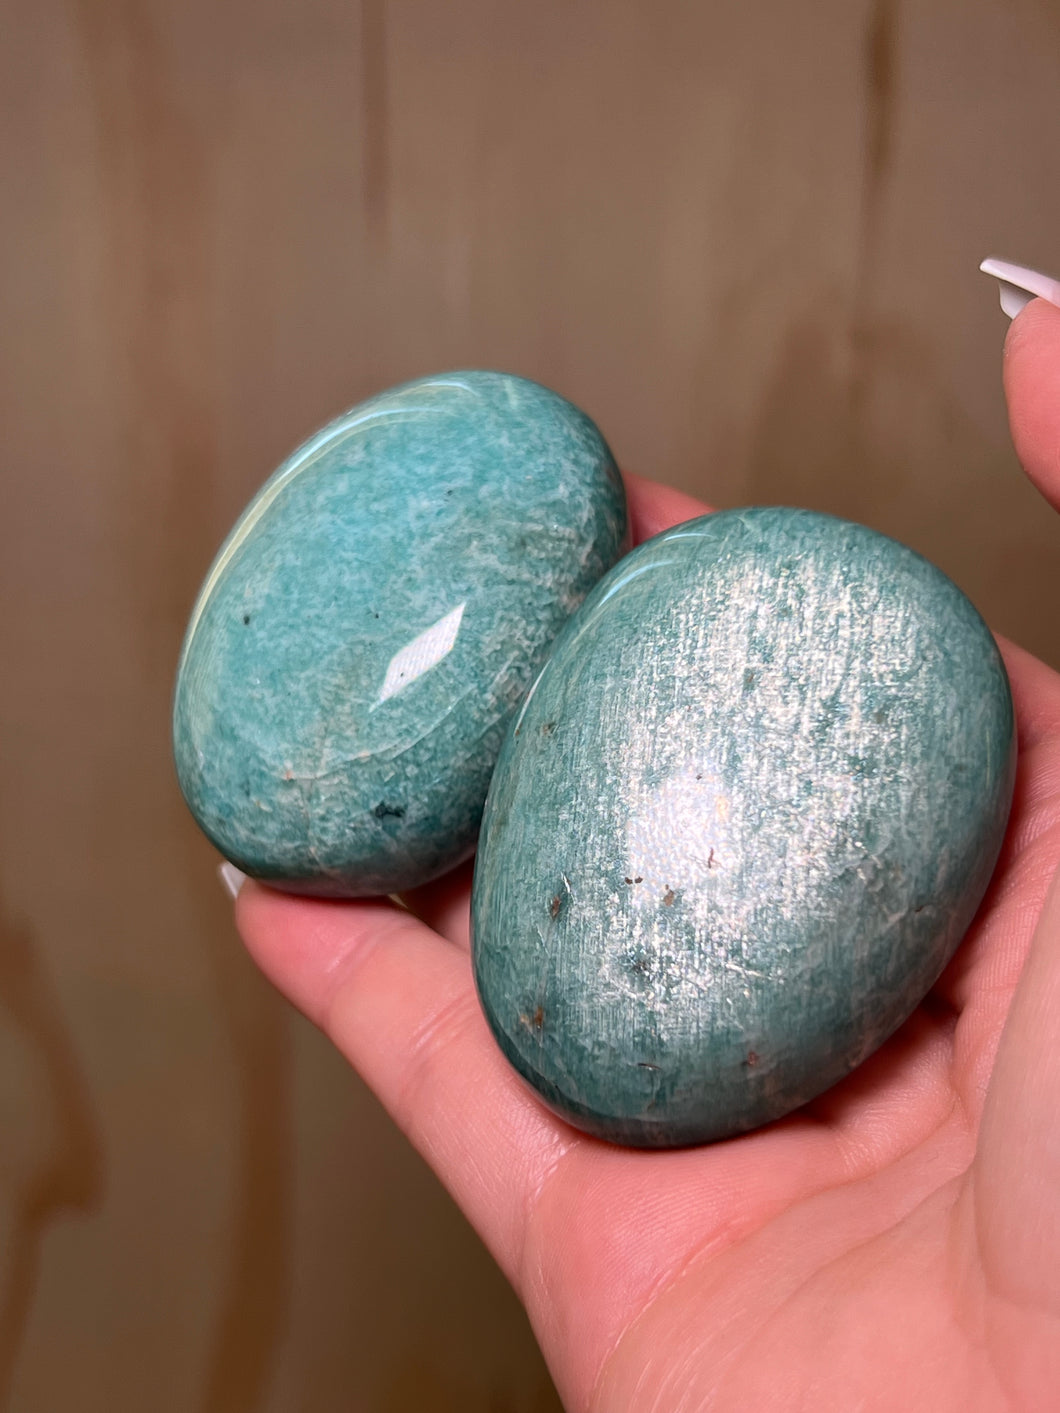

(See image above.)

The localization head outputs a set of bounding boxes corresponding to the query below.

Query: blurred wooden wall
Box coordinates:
[2,0,1059,1408]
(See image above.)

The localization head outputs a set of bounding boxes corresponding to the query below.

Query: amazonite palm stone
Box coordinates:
[471,509,1015,1148]
[173,372,627,896]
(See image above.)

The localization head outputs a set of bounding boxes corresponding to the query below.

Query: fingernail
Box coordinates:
[218,861,247,900]
[980,256,1060,320]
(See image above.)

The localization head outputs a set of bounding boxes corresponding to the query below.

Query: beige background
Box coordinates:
[2,0,1059,1407]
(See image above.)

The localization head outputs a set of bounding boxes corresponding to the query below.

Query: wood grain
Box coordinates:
[1,0,1058,1407]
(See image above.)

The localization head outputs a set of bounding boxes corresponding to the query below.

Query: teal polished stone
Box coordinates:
[173,372,627,896]
[471,508,1015,1148]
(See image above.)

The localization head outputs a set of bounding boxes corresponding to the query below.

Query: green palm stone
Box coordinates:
[173,372,627,896]
[471,508,1015,1147]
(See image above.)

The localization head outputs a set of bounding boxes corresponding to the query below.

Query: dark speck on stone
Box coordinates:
[243,614,251,625]
[373,802,405,820]
[549,895,562,919]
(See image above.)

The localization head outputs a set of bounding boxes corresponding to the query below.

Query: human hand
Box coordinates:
[232,303,1060,1411]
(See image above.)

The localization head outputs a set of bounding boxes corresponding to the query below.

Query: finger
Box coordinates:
[971,857,1060,1393]
[623,471,713,541]
[931,636,1060,1092]
[998,633,1060,755]
[394,857,474,949]
[1003,297,1060,511]
[235,883,577,1281]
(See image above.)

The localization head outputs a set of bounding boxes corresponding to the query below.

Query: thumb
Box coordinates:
[1003,296,1060,510]
[972,857,1060,1388]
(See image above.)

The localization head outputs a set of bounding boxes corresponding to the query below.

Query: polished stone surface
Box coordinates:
[471,508,1015,1147]
[173,372,627,895]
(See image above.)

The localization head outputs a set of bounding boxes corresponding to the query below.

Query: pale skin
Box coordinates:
[233,299,1060,1411]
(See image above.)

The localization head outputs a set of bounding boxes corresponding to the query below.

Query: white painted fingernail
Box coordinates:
[218,861,247,900]
[980,257,1060,319]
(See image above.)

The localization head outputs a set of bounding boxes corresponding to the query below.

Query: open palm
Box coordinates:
[234,301,1060,1411]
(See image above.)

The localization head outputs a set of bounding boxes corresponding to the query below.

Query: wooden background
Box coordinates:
[2,0,1059,1407]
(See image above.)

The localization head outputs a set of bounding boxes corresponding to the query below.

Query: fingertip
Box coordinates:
[233,881,328,1018]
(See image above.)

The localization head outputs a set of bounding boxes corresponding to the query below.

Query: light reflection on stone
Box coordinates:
[375,603,465,706]
[625,765,732,901]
